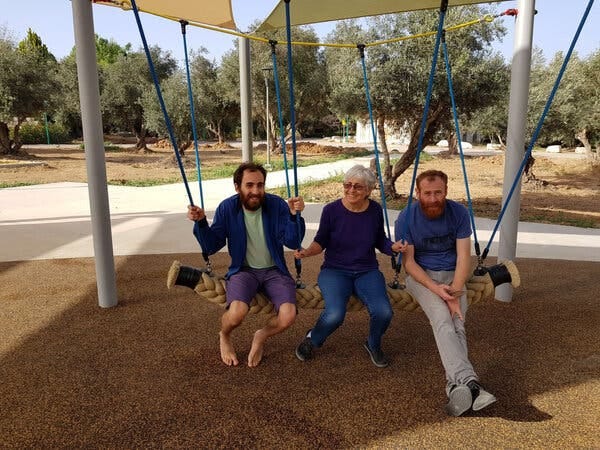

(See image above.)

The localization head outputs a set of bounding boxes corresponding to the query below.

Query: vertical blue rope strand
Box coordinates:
[396,3,448,268]
[283,0,303,280]
[442,38,479,256]
[284,0,300,198]
[482,0,594,260]
[358,45,392,240]
[270,42,292,198]
[181,21,204,209]
[130,0,194,206]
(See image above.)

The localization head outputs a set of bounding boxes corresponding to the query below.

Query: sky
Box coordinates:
[1,0,598,65]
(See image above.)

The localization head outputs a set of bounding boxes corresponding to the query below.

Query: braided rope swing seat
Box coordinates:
[166,259,520,314]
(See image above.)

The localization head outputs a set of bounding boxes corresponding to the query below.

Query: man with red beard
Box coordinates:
[187,162,305,368]
[394,170,496,416]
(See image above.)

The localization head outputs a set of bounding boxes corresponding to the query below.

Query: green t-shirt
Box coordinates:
[243,207,275,269]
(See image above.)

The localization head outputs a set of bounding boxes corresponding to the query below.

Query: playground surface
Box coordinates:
[1,151,599,447]
[1,252,599,447]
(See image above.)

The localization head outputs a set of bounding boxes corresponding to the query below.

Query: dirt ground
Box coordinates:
[1,140,599,227]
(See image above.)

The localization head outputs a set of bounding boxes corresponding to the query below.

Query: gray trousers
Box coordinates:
[406,270,478,393]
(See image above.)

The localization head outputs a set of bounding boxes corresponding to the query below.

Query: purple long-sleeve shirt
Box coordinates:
[314,199,394,271]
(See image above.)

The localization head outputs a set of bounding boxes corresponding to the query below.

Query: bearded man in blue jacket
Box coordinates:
[188,162,305,368]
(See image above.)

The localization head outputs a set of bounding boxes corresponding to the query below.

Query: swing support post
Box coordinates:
[496,0,535,302]
[239,36,253,162]
[71,0,118,308]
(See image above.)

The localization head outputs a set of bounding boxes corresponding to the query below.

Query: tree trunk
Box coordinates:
[496,133,506,150]
[217,121,224,145]
[0,121,23,155]
[133,125,148,153]
[448,132,458,155]
[575,127,595,159]
[0,122,11,154]
[375,115,395,198]
[206,121,224,145]
[389,104,445,198]
[268,115,278,155]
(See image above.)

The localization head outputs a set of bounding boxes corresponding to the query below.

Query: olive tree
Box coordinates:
[0,29,59,154]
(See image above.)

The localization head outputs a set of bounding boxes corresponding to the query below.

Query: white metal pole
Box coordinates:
[71,0,118,308]
[496,0,536,302]
[239,37,253,162]
[263,69,272,170]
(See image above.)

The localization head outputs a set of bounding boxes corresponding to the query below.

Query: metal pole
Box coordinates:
[43,112,51,145]
[239,36,252,162]
[71,0,118,308]
[496,0,535,302]
[262,67,272,170]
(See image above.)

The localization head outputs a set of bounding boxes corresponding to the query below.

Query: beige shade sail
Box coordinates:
[93,0,237,30]
[257,0,505,32]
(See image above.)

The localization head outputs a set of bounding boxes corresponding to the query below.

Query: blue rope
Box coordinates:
[283,0,303,281]
[481,0,594,261]
[441,36,480,258]
[129,0,194,206]
[357,45,392,241]
[180,21,204,209]
[270,42,292,198]
[284,1,300,198]
[396,4,448,268]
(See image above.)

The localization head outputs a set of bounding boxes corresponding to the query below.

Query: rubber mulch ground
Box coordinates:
[1,253,599,448]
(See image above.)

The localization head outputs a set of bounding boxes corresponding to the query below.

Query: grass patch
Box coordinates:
[109,151,372,187]
[0,181,34,189]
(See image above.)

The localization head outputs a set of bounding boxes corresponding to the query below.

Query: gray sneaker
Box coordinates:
[445,384,472,417]
[295,337,314,361]
[468,380,497,411]
[363,342,389,368]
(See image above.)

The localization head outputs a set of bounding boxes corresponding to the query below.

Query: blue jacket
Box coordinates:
[193,193,305,279]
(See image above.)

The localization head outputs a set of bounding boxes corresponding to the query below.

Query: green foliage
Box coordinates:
[527,49,600,150]
[95,35,131,66]
[100,48,176,145]
[1,28,60,153]
[17,122,70,144]
[17,28,56,63]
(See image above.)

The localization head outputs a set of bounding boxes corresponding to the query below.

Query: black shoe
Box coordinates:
[363,342,389,368]
[295,337,314,361]
[467,380,497,411]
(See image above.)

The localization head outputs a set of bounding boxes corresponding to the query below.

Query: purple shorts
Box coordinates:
[226,267,296,311]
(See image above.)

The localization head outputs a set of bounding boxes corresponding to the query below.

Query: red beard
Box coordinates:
[420,201,445,219]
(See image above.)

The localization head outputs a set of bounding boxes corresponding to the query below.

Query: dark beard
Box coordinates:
[241,194,264,211]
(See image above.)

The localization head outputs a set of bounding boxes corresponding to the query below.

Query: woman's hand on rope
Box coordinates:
[187,205,206,222]
[294,248,308,259]
[391,239,409,254]
[287,196,305,215]
[294,241,322,260]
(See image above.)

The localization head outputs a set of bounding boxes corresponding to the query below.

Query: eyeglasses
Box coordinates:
[343,182,366,192]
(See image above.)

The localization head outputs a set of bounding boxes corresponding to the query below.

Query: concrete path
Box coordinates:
[1,157,599,262]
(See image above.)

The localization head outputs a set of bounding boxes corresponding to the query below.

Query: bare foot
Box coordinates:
[247,330,267,367]
[219,331,239,366]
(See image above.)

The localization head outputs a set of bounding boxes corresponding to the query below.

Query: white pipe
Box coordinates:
[495,0,536,302]
[71,0,118,308]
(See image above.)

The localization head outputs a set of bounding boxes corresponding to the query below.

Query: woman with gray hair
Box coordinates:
[294,164,403,367]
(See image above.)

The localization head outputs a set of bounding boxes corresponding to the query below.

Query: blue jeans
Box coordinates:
[310,268,393,351]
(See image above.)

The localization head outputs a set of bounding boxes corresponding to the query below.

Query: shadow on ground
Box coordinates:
[1,254,598,447]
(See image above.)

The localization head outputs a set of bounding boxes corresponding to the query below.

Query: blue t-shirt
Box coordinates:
[315,199,394,271]
[394,199,471,271]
